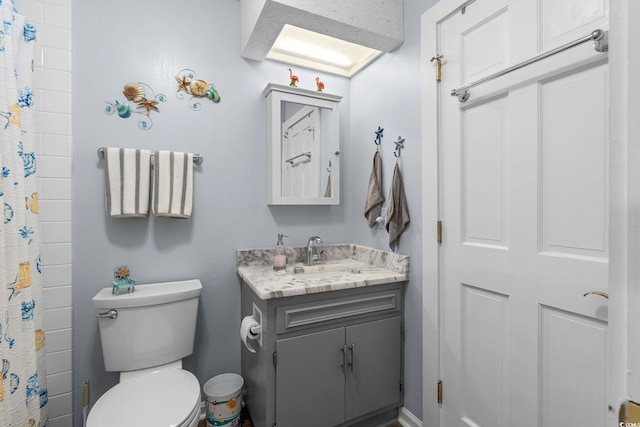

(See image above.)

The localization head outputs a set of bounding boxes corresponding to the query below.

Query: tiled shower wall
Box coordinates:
[19,0,74,425]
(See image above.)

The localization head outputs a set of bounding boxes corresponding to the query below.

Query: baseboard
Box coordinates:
[397,407,423,427]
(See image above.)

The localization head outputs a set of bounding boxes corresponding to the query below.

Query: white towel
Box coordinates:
[104,147,151,217]
[152,151,194,218]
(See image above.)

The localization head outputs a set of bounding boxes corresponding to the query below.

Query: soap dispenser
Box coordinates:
[273,234,288,270]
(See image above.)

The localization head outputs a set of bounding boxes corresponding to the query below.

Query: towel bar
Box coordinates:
[97,147,203,166]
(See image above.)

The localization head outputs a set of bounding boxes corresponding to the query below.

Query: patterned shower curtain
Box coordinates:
[0,1,48,426]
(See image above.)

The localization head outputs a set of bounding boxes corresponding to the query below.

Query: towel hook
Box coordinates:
[393,136,405,158]
[374,126,384,150]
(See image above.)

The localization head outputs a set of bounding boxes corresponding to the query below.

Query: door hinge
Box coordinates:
[437,380,443,404]
[430,54,443,82]
[273,351,277,368]
[400,381,403,393]
[437,221,443,244]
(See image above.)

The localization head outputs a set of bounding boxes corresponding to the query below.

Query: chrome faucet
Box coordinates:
[306,236,323,266]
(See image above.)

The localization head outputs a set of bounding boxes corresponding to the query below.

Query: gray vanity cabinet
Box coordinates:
[241,281,404,427]
[276,317,401,427]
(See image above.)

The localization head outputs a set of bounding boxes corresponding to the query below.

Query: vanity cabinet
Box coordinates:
[276,317,401,427]
[240,281,404,427]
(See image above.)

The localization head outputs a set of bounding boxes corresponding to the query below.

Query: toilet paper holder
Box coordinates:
[249,303,263,347]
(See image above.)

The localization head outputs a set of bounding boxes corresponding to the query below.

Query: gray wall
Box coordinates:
[349,1,439,419]
[73,0,434,424]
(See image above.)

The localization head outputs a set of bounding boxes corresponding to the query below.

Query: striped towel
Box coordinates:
[152,151,194,218]
[104,148,152,217]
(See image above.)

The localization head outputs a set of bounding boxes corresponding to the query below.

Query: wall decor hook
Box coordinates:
[393,136,405,157]
[374,126,384,149]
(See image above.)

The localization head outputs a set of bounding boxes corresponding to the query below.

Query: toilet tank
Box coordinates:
[92,279,202,372]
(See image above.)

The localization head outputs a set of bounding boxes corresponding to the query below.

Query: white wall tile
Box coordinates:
[38,156,72,178]
[42,46,71,71]
[44,3,72,28]
[45,0,72,8]
[48,414,73,427]
[42,90,71,114]
[43,286,72,309]
[47,371,72,395]
[34,67,71,93]
[40,177,72,199]
[45,329,72,353]
[41,242,72,265]
[47,392,73,418]
[41,222,72,243]
[42,134,72,157]
[38,200,72,221]
[35,24,71,49]
[18,1,44,23]
[45,350,72,375]
[25,0,74,421]
[44,307,72,331]
[42,264,72,288]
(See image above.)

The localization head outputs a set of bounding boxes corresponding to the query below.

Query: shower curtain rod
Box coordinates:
[97,147,203,166]
[450,28,608,103]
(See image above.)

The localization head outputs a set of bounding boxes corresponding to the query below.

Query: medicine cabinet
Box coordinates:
[264,83,341,205]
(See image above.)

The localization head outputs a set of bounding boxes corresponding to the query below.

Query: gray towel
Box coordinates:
[364,151,384,227]
[324,175,332,197]
[386,163,409,250]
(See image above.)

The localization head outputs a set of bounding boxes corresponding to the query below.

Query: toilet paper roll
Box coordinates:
[240,316,261,353]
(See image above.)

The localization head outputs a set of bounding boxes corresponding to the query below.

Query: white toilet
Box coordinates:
[87,279,203,427]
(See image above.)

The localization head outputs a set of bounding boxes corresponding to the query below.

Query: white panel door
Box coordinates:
[434,1,609,426]
[282,106,320,197]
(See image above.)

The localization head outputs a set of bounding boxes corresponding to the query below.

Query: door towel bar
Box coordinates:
[97,147,203,166]
[450,29,608,103]
[285,151,312,164]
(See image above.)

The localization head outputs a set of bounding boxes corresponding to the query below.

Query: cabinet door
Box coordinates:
[345,316,402,421]
[276,327,346,427]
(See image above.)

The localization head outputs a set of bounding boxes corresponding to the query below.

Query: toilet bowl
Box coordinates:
[87,365,201,427]
[89,280,203,427]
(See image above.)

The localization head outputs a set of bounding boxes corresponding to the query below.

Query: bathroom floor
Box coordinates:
[197,412,403,427]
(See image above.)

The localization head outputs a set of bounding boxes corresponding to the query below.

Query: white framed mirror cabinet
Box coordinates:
[264,83,341,205]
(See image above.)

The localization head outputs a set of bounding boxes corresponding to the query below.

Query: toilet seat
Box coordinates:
[87,369,200,427]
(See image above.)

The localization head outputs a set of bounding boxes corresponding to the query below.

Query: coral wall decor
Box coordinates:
[175,69,221,111]
[105,82,166,130]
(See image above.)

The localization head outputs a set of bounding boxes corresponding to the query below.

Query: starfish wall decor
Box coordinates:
[175,69,221,111]
[105,82,166,130]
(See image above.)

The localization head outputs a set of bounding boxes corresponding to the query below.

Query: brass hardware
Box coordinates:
[430,55,443,81]
[620,401,640,423]
[583,291,609,299]
[437,221,443,244]
[437,381,443,404]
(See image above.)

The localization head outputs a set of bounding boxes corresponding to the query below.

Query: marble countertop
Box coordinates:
[237,244,409,300]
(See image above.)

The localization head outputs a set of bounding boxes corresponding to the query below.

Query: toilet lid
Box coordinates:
[87,369,200,427]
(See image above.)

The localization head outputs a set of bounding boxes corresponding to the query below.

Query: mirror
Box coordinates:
[264,83,341,205]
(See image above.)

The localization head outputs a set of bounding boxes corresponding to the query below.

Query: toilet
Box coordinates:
[87,279,203,427]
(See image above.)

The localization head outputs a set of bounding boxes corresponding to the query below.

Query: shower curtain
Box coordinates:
[0,2,48,426]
